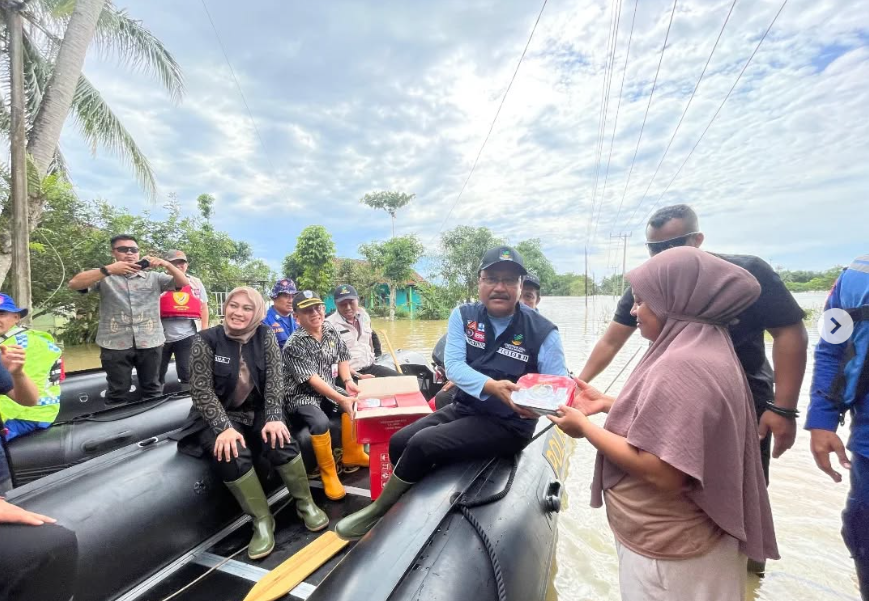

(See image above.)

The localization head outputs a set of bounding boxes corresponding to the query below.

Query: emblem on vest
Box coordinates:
[465,320,486,348]
[215,355,231,364]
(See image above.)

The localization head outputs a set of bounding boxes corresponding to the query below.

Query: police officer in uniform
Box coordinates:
[336,245,569,540]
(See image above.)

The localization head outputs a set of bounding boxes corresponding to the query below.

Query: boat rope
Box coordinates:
[452,458,519,601]
[443,343,644,601]
[57,392,187,425]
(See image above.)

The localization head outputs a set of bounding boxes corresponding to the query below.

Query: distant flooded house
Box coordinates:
[326,258,426,316]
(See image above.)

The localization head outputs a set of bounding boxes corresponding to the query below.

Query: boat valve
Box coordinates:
[543,480,563,513]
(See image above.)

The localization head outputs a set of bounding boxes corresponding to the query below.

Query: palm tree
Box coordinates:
[0,0,184,281]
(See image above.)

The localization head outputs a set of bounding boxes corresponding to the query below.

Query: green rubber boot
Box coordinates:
[277,456,329,532]
[224,469,276,560]
[335,473,413,541]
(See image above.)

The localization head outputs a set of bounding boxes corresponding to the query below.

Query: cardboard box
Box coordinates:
[354,376,432,445]
[369,442,393,500]
[353,376,431,499]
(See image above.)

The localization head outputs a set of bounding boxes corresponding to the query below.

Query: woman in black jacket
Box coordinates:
[176,287,327,560]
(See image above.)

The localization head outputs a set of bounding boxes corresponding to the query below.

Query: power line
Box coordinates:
[200,0,279,176]
[589,0,639,244]
[585,0,624,240]
[429,0,549,245]
[607,0,679,237]
[635,0,789,229]
[624,0,738,229]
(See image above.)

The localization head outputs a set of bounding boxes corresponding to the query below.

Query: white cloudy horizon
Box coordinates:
[58,0,869,279]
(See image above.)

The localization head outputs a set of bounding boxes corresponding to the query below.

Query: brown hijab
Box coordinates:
[590,246,779,562]
[222,287,266,344]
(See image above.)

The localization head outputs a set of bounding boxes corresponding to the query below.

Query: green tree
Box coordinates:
[283,225,336,296]
[22,185,272,343]
[598,273,627,296]
[438,226,503,302]
[334,258,382,305]
[360,190,414,237]
[0,0,184,283]
[359,235,424,321]
[514,238,557,293]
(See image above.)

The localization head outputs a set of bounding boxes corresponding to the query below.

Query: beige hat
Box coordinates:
[165,249,188,262]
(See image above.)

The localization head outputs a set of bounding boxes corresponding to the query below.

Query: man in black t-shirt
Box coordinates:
[579,204,808,484]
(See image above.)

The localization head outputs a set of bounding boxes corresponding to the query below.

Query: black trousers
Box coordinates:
[194,411,299,482]
[433,386,457,410]
[358,363,400,378]
[287,403,333,436]
[388,404,529,482]
[100,346,162,403]
[0,522,78,601]
[159,336,194,384]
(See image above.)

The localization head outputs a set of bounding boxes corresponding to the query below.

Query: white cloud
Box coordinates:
[60,0,868,274]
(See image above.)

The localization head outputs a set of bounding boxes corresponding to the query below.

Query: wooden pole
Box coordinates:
[379,330,404,375]
[6,6,31,324]
[584,245,588,307]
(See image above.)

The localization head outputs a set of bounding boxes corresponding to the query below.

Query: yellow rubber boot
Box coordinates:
[311,431,345,500]
[341,413,369,468]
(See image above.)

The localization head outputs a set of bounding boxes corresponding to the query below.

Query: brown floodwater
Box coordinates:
[63,293,860,599]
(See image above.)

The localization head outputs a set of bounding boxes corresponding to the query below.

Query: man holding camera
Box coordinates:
[68,234,188,403]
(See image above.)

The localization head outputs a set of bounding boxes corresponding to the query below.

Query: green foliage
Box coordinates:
[284,225,336,296]
[438,226,504,302]
[359,235,424,320]
[334,258,382,302]
[598,273,628,296]
[10,183,275,344]
[360,190,414,232]
[547,273,597,296]
[777,266,843,292]
[416,281,464,320]
[514,238,557,293]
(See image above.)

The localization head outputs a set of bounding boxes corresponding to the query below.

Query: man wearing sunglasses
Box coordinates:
[578,205,807,547]
[68,234,189,403]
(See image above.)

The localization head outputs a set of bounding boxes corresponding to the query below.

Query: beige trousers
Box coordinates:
[615,535,747,601]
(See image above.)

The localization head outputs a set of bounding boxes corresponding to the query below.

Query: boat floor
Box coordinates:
[136,468,373,601]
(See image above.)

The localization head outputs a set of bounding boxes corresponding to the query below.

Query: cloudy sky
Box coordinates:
[61,0,868,278]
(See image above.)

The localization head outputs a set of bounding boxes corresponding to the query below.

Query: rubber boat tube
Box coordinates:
[6,437,240,601]
[6,395,192,485]
[57,362,182,422]
[309,423,572,601]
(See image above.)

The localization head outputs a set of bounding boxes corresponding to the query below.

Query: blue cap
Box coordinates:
[269,279,297,299]
[0,293,28,318]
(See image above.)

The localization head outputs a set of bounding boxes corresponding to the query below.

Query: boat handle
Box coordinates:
[137,436,160,448]
[82,430,134,453]
[544,480,563,513]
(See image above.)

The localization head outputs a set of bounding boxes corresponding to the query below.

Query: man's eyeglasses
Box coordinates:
[480,275,522,287]
[645,232,700,256]
[113,246,139,254]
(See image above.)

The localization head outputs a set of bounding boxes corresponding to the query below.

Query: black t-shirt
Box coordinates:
[613,253,805,408]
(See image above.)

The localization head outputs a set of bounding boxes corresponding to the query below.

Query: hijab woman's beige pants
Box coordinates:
[615,535,747,600]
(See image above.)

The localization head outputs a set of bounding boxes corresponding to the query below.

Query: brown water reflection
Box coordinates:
[62,293,860,599]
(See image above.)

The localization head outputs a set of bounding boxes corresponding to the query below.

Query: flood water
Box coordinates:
[377,292,861,601]
[62,293,860,599]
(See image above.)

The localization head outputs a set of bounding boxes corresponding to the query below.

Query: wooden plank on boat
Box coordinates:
[243,531,349,601]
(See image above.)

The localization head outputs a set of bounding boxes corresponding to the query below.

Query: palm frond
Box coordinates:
[71,74,157,199]
[94,4,184,101]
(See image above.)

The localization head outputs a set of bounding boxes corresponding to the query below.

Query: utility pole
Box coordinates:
[583,245,588,308]
[610,232,632,296]
[4,2,32,324]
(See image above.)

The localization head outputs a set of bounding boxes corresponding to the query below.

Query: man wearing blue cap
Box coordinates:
[0,293,62,442]
[263,279,298,349]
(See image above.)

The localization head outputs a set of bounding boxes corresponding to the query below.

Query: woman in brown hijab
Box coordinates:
[550,247,778,600]
[175,287,327,560]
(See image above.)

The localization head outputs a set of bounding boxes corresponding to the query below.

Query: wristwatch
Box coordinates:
[99,266,110,277]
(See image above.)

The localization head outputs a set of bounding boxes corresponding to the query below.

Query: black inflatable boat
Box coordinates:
[7,417,573,601]
[5,350,440,487]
